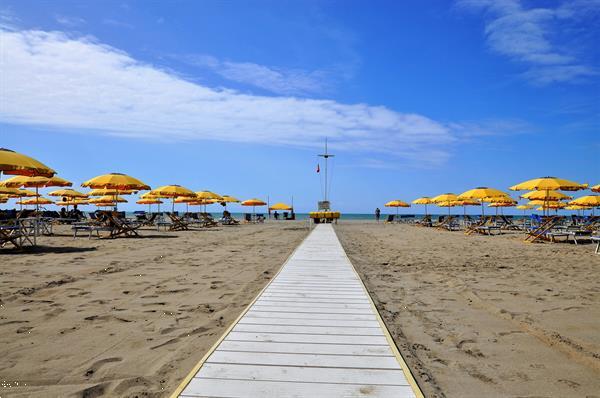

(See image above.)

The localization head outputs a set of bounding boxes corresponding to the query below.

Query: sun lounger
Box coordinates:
[525,216,561,243]
[167,213,189,231]
[384,215,395,223]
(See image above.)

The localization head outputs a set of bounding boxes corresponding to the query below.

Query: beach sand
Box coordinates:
[335,221,600,398]
[0,222,309,397]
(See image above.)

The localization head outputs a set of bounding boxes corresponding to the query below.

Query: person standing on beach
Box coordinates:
[375,207,381,222]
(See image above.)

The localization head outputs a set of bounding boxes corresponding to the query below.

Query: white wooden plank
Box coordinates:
[182,378,415,398]
[207,351,400,369]
[226,332,389,345]
[232,324,384,336]
[245,311,377,321]
[217,341,394,356]
[239,317,380,328]
[196,363,408,385]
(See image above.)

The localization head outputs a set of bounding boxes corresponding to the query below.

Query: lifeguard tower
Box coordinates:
[309,139,341,223]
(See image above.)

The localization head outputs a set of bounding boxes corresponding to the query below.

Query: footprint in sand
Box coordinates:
[84,357,123,378]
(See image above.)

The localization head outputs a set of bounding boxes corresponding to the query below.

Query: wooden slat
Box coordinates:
[196,363,408,385]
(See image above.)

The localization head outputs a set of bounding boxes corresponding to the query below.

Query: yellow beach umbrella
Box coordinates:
[49,188,88,198]
[458,187,510,201]
[0,195,8,204]
[516,204,533,210]
[520,190,572,201]
[568,195,600,207]
[2,175,72,188]
[510,177,586,192]
[241,198,267,216]
[431,193,459,203]
[565,205,591,210]
[412,197,433,216]
[149,185,196,212]
[434,198,460,217]
[6,188,40,198]
[17,197,54,206]
[137,198,163,205]
[195,191,223,201]
[82,173,150,190]
[385,200,410,218]
[591,184,600,193]
[87,188,137,196]
[270,202,293,211]
[0,148,55,177]
[140,192,159,199]
[137,198,163,212]
[221,195,240,203]
[89,195,128,204]
[458,187,512,216]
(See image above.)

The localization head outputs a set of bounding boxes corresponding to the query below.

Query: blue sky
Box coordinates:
[0,0,598,213]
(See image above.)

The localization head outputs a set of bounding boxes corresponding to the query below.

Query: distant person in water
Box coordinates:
[375,207,381,222]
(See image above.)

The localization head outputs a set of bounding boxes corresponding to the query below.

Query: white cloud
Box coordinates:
[456,0,598,84]
[55,14,86,27]
[0,29,460,166]
[178,54,330,95]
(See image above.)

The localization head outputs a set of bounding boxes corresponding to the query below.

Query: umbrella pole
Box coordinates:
[424,204,427,216]
[34,186,39,245]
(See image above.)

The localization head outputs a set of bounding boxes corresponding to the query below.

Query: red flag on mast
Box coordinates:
[316,164,320,173]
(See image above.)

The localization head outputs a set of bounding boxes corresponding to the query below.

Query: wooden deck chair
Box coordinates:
[104,212,142,238]
[168,213,189,231]
[524,216,559,243]
[384,215,395,224]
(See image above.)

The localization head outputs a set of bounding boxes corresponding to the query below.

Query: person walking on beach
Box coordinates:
[375,207,381,222]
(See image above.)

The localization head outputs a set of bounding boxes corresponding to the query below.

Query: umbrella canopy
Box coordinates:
[82,173,150,190]
[89,195,128,204]
[488,201,516,207]
[221,195,240,203]
[6,188,40,198]
[452,199,480,206]
[533,202,566,209]
[195,191,223,201]
[591,184,600,193]
[510,177,586,192]
[140,192,159,199]
[436,201,460,207]
[0,186,23,196]
[431,193,459,203]
[2,175,72,188]
[0,195,8,203]
[412,197,434,205]
[520,190,572,201]
[241,198,267,206]
[87,188,137,196]
[136,198,163,205]
[17,197,53,205]
[516,204,533,210]
[174,196,198,203]
[49,189,88,198]
[384,200,410,207]
[149,185,196,198]
[568,195,600,207]
[458,187,511,201]
[0,148,55,177]
[269,202,293,211]
[565,205,591,210]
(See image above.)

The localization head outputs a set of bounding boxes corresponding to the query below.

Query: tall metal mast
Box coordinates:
[318,138,334,203]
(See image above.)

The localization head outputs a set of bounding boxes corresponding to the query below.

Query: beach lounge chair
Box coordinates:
[416,215,432,227]
[105,213,141,238]
[0,223,30,250]
[167,213,189,231]
[199,213,219,227]
[244,213,252,223]
[525,216,561,243]
[384,215,395,224]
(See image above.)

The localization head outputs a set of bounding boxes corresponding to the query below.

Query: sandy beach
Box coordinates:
[0,222,309,397]
[336,221,600,398]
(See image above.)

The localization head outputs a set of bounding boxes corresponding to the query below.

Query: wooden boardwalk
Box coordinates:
[172,224,422,397]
